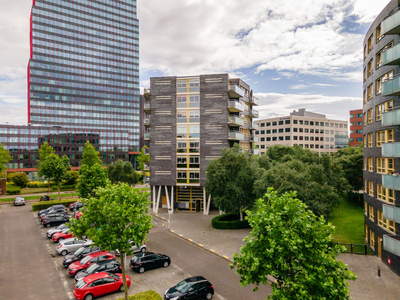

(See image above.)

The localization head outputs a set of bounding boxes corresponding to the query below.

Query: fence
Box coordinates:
[330,242,375,255]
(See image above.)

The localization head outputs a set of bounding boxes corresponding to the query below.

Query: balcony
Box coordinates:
[144,118,150,127]
[382,174,400,191]
[253,149,259,155]
[143,163,150,170]
[144,133,150,140]
[229,85,245,98]
[383,204,400,223]
[144,147,150,155]
[383,235,400,256]
[228,131,244,141]
[144,88,150,101]
[144,102,151,113]
[228,100,244,113]
[382,9,400,35]
[382,108,400,126]
[250,109,259,118]
[382,142,400,157]
[382,76,400,96]
[383,42,400,66]
[251,96,259,106]
[228,116,244,126]
[251,136,259,143]
[251,123,259,130]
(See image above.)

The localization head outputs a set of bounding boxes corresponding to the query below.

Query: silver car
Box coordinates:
[47,223,69,238]
[115,241,146,256]
[56,238,93,256]
[14,197,25,206]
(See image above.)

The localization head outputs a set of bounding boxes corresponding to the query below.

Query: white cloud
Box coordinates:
[290,84,308,90]
[271,77,281,81]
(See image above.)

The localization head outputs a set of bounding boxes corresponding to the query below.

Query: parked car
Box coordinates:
[115,241,146,256]
[70,202,86,212]
[76,211,83,219]
[40,195,51,201]
[164,276,214,300]
[47,223,69,238]
[43,215,71,228]
[57,238,93,256]
[41,211,69,222]
[68,251,115,277]
[73,272,131,300]
[75,260,121,282]
[129,252,170,274]
[52,228,74,242]
[70,202,79,211]
[14,197,25,206]
[63,246,102,268]
[38,205,66,217]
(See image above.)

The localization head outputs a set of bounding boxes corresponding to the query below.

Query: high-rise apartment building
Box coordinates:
[254,109,348,155]
[1,0,140,175]
[145,74,258,213]
[363,0,400,275]
[349,109,363,147]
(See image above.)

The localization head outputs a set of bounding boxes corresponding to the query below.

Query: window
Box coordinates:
[368,157,373,172]
[369,229,375,250]
[189,142,200,153]
[266,122,271,126]
[279,136,284,141]
[299,128,303,133]
[285,120,290,124]
[356,130,363,133]
[364,201,368,215]
[293,120,298,124]
[285,136,290,140]
[376,100,394,121]
[367,133,373,147]
[320,129,324,133]
[278,129,283,133]
[376,158,394,174]
[368,181,374,196]
[177,157,187,167]
[377,183,395,204]
[377,210,395,233]
[177,80,187,88]
[368,34,373,52]
[363,112,367,125]
[189,110,199,119]
[364,45,367,60]
[293,128,298,132]
[315,122,319,126]
[363,90,366,104]
[177,95,187,105]
[189,172,200,183]
[189,125,199,137]
[320,122,324,126]
[266,137,271,141]
[261,145,265,149]
[376,50,382,69]
[177,142,187,152]
[363,157,367,170]
[261,123,265,127]
[376,129,394,146]
[367,108,373,124]
[255,130,259,135]
[363,68,367,83]
[367,59,373,76]
[177,126,187,138]
[305,136,309,141]
[177,171,187,182]
[305,128,309,133]
[305,121,309,125]
[369,205,374,221]
[272,137,277,141]
[293,136,298,140]
[266,130,271,134]
[299,120,303,125]
[376,24,383,43]
[189,156,199,168]
[310,129,314,133]
[189,95,200,104]
[189,79,199,88]
[382,70,394,84]
[272,129,277,133]
[279,121,283,125]
[272,121,277,126]
[310,121,314,125]
[261,137,265,142]
[261,130,265,135]
[376,77,382,95]
[177,110,187,121]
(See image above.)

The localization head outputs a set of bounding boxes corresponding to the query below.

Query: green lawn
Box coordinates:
[329,198,365,244]
[0,193,79,203]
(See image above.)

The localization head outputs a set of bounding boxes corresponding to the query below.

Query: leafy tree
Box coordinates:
[137,146,150,174]
[333,146,363,193]
[76,163,107,199]
[63,170,79,186]
[81,140,102,167]
[123,161,138,185]
[68,183,153,300]
[108,160,138,185]
[11,173,29,188]
[232,188,356,300]
[37,142,55,192]
[40,153,67,200]
[205,144,260,220]
[0,143,11,177]
[61,155,71,171]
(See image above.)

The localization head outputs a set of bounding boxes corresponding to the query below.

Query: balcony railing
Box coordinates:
[251,96,259,106]
[229,85,245,98]
[228,116,245,126]
[228,131,245,141]
[383,235,400,256]
[144,102,151,112]
[382,75,400,96]
[228,101,244,112]
[382,142,400,157]
[250,109,259,118]
[144,133,150,140]
[144,118,150,127]
[383,42,400,66]
[143,163,150,170]
[251,123,259,130]
[382,174,400,191]
[251,136,259,143]
[382,107,400,126]
[383,204,400,223]
[382,9,400,35]
[144,88,150,101]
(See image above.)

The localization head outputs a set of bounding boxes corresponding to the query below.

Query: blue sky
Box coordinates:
[0,0,392,124]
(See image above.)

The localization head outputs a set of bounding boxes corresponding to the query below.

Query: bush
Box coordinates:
[32,198,77,211]
[63,170,79,186]
[6,185,21,195]
[11,173,29,188]
[211,212,251,230]
[27,181,54,188]
[117,290,162,300]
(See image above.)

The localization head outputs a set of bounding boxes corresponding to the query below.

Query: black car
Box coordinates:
[40,195,51,201]
[164,276,214,300]
[43,215,71,227]
[41,212,69,223]
[75,260,121,282]
[129,252,171,274]
[70,202,86,211]
[38,205,66,217]
[63,246,101,268]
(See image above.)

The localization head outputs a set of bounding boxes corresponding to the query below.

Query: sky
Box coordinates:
[0,0,392,125]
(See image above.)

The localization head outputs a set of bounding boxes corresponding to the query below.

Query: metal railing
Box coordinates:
[329,242,374,255]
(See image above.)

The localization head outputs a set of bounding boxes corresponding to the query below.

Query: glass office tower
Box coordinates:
[27,0,140,166]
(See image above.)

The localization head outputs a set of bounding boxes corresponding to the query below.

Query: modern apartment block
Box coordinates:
[1,0,141,175]
[144,74,259,213]
[349,109,363,147]
[254,109,348,155]
[363,0,400,275]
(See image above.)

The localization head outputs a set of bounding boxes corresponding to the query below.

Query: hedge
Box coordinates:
[6,186,21,195]
[117,290,162,300]
[32,198,77,211]
[211,212,251,230]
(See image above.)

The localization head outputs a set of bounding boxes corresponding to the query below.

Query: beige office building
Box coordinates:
[254,109,348,155]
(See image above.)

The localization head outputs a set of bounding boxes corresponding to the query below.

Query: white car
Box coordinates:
[115,241,146,256]
[46,223,69,238]
[14,197,25,206]
[56,238,93,256]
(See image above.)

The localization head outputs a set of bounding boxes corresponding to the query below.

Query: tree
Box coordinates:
[76,163,108,199]
[11,173,29,188]
[37,142,55,192]
[40,153,67,200]
[0,143,11,177]
[61,155,71,171]
[232,188,356,300]
[333,146,363,193]
[81,141,102,167]
[205,144,260,220]
[63,170,79,186]
[68,183,153,300]
[107,160,138,185]
[137,146,150,175]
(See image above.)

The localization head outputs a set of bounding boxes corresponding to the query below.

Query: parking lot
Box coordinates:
[0,203,271,300]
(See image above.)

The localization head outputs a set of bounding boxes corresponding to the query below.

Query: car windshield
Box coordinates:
[55,224,64,229]
[175,280,190,293]
[86,263,99,274]
[61,229,69,234]
[80,256,91,264]
[107,272,120,279]
[75,280,87,289]
[132,256,139,263]
[74,247,85,256]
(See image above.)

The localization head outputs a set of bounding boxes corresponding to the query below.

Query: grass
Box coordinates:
[20,187,53,194]
[0,192,79,203]
[329,197,365,245]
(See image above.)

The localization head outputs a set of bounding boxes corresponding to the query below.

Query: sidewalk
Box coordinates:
[151,208,400,300]
[0,190,76,199]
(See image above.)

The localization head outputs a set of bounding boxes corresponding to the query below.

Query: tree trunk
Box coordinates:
[239,208,243,221]
[48,181,51,193]
[58,186,61,201]
[119,251,129,300]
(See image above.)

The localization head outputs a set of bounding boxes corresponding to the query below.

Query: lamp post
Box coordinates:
[168,208,172,230]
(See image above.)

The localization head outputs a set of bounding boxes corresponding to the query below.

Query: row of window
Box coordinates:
[364,71,394,102]
[258,120,346,128]
[260,144,336,150]
[350,113,363,118]
[363,100,394,125]
[364,24,385,59]
[177,171,200,184]
[363,129,394,148]
[177,79,200,89]
[350,122,363,126]
[350,138,364,142]
[259,136,333,142]
[365,201,395,233]
[364,156,395,174]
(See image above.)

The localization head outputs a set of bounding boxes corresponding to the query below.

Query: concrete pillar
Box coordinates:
[152,185,156,213]
[155,185,162,214]
[171,186,174,214]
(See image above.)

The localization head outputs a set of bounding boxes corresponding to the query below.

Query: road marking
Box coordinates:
[156,214,159,217]
[199,244,204,247]
[215,292,229,300]
[223,255,229,260]
[171,230,175,233]
[188,238,193,242]
[162,223,165,227]
[161,217,165,220]
[179,234,184,237]
[210,249,216,253]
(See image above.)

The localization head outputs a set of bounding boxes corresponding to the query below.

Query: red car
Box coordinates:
[73,272,131,300]
[52,229,73,242]
[68,251,115,277]
[76,212,83,219]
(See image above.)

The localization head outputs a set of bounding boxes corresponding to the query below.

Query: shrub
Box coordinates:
[11,173,29,188]
[117,290,162,300]
[63,170,79,186]
[211,212,250,230]
[27,181,54,188]
[32,198,77,211]
[6,186,21,195]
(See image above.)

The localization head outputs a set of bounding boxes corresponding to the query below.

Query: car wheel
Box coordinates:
[206,292,213,300]
[84,294,93,300]
[139,267,145,274]
[61,250,68,256]
[59,237,64,242]
[119,284,124,292]
[46,224,51,228]
[163,261,169,268]
[141,247,146,253]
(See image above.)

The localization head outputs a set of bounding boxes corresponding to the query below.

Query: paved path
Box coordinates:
[0,203,68,300]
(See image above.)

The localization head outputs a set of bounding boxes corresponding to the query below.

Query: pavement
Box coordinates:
[0,190,76,199]
[151,208,400,300]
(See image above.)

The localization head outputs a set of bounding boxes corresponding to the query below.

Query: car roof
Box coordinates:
[86,251,111,258]
[134,252,154,258]
[59,237,78,244]
[184,276,207,283]
[14,197,24,200]
[83,272,114,283]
